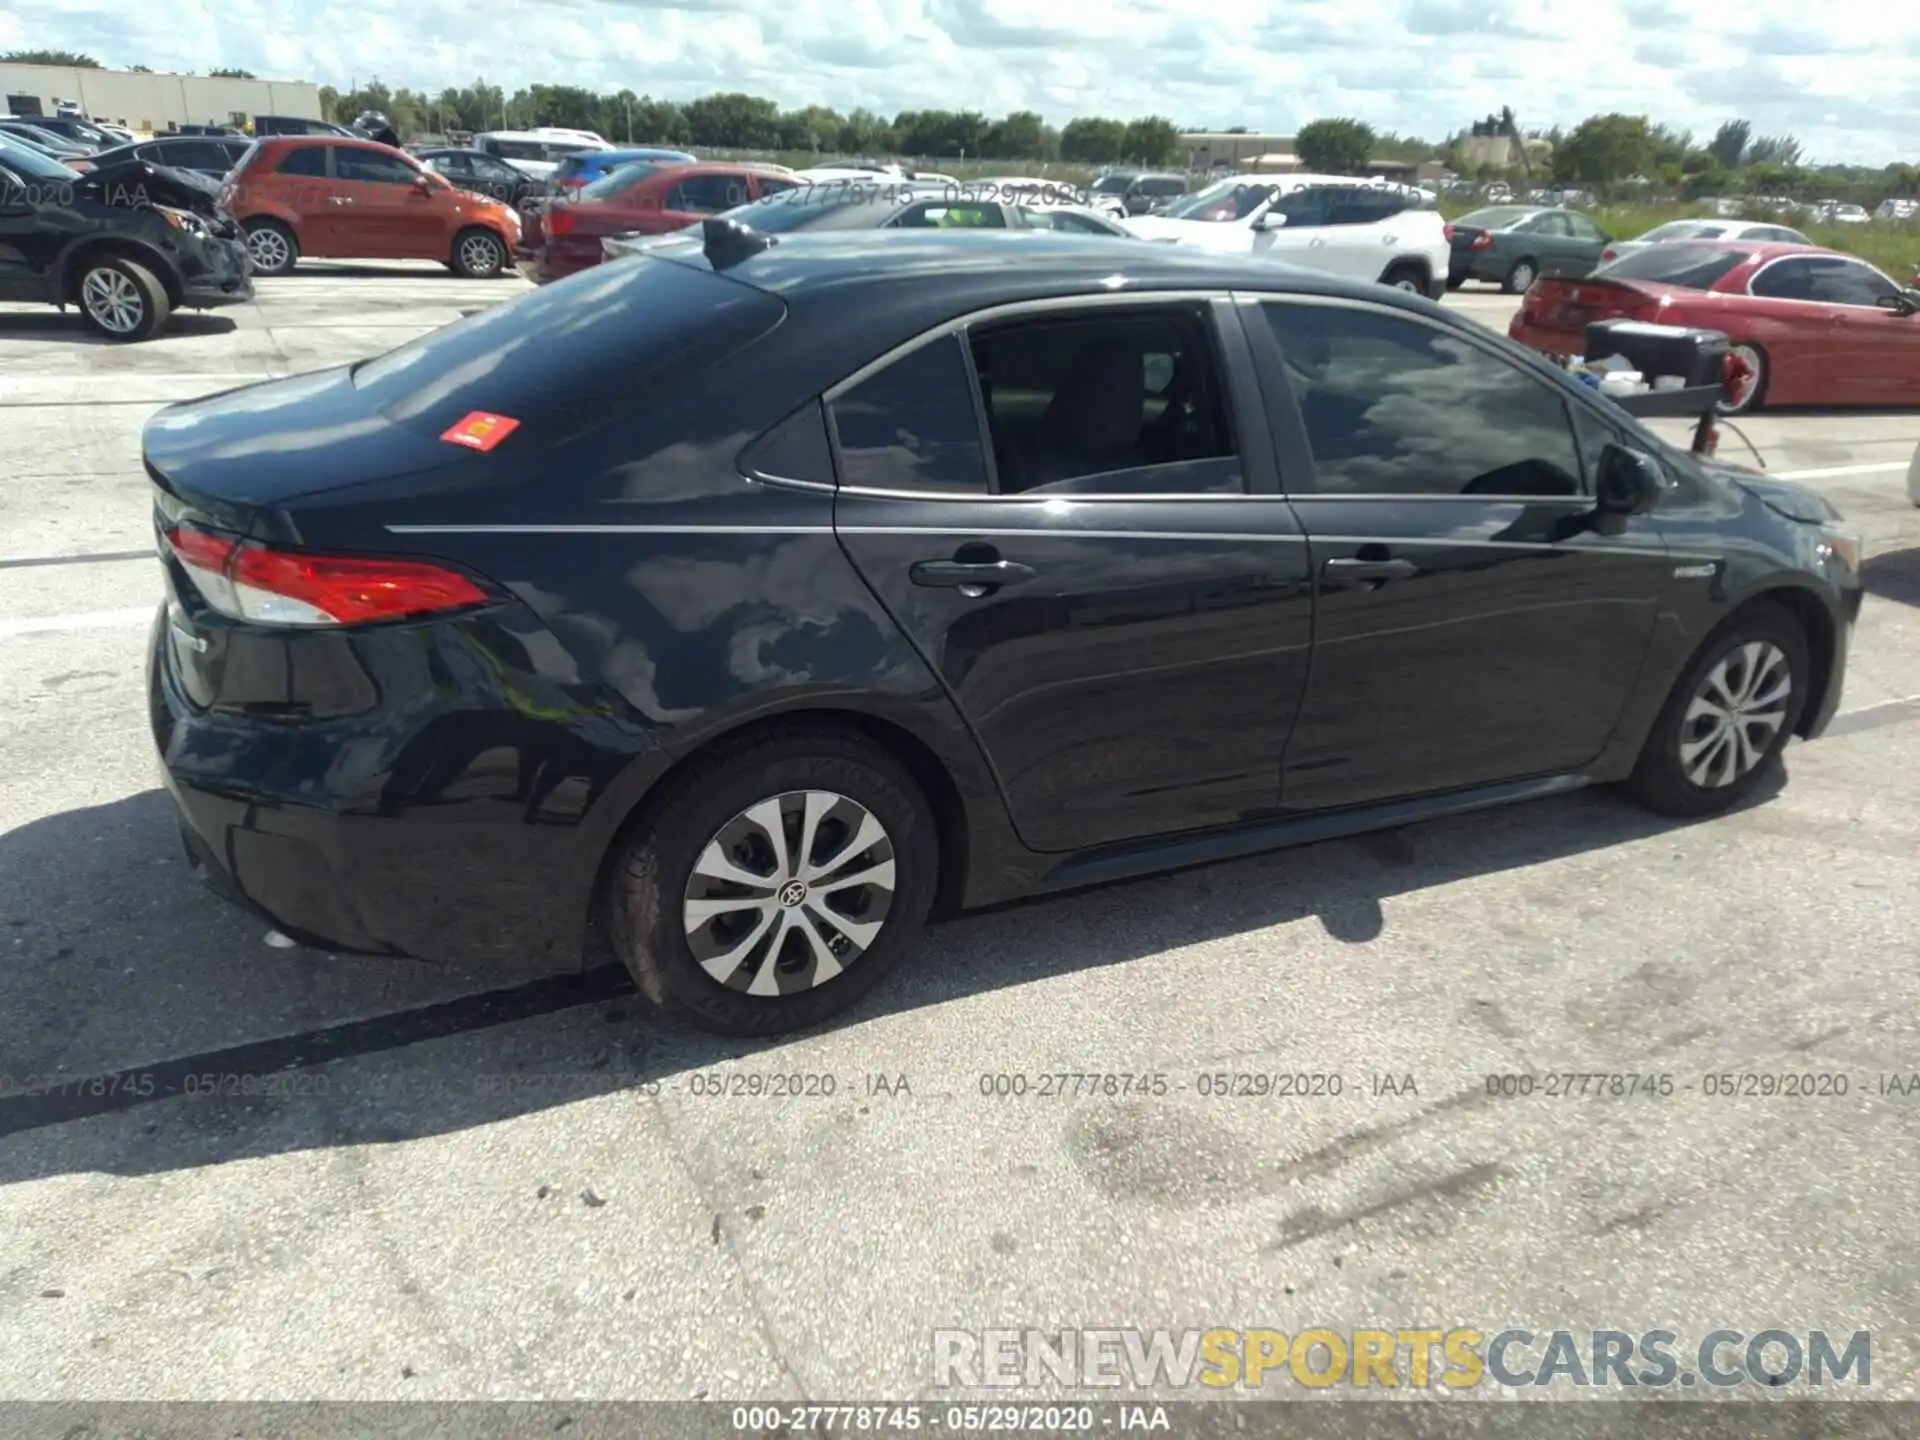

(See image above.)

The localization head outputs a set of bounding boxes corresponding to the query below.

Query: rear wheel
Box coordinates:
[1718,342,1767,415]
[1625,602,1808,818]
[1381,261,1427,294]
[1502,257,1538,294]
[610,727,938,1036]
[243,219,298,276]
[451,226,507,278]
[75,256,169,341]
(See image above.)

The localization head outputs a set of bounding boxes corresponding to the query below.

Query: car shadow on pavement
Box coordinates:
[0,313,238,341]
[0,772,1783,1182]
[1862,546,1920,606]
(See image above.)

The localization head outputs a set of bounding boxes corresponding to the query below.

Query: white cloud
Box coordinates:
[11,0,1919,162]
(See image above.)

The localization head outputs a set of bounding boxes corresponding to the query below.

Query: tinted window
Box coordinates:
[1264,302,1583,498]
[1565,214,1607,241]
[1327,189,1404,225]
[1456,206,1533,230]
[580,161,658,199]
[424,153,473,177]
[351,254,786,447]
[1163,180,1274,221]
[274,146,329,177]
[828,335,988,493]
[1092,175,1133,194]
[889,201,1004,228]
[1274,187,1331,227]
[1803,259,1899,306]
[1534,213,1573,237]
[756,176,799,195]
[969,308,1236,496]
[1750,258,1818,300]
[666,173,750,212]
[1600,245,1749,288]
[1139,177,1185,197]
[473,156,521,183]
[147,139,227,170]
[336,149,419,184]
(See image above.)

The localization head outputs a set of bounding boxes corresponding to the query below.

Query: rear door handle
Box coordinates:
[909,559,1036,591]
[1323,557,1418,585]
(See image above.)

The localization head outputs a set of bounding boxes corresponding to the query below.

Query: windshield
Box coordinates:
[1595,245,1750,288]
[0,134,78,183]
[1091,175,1132,193]
[1456,206,1534,230]
[1161,178,1273,221]
[1636,221,1709,242]
[579,160,659,198]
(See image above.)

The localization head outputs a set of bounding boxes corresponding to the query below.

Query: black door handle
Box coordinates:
[909,559,1036,590]
[1322,556,1419,586]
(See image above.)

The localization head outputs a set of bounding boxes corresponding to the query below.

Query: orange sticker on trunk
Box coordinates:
[440,411,521,452]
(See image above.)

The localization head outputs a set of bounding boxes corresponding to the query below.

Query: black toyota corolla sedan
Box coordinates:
[145,224,1863,1036]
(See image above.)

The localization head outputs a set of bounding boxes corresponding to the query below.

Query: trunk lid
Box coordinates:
[1519,276,1668,335]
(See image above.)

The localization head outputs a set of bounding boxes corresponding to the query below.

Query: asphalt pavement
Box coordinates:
[2,264,1919,1406]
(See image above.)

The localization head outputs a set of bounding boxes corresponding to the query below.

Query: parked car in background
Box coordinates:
[1875,198,1919,223]
[0,141,252,338]
[12,114,118,150]
[251,115,356,139]
[1446,205,1612,292]
[518,162,794,282]
[222,136,521,278]
[549,147,698,193]
[142,227,1862,1036]
[1012,205,1139,237]
[473,129,613,181]
[413,147,545,209]
[0,120,91,160]
[1509,241,1920,411]
[1598,219,1809,267]
[1126,175,1449,297]
[1101,172,1188,216]
[1828,204,1870,226]
[69,134,252,178]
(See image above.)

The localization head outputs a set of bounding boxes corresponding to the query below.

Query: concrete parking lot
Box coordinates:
[3,264,1920,1405]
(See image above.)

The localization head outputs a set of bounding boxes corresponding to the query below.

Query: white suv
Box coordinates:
[1125,174,1451,296]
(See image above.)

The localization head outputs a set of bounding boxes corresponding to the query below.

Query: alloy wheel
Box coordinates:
[459,233,503,275]
[1509,260,1536,291]
[1723,343,1764,413]
[1679,640,1792,788]
[681,789,897,997]
[80,268,144,334]
[247,227,290,272]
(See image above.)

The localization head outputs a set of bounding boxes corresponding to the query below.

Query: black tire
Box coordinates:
[243,218,299,276]
[1445,277,1464,291]
[1502,257,1538,294]
[609,725,939,1037]
[73,255,170,341]
[1380,262,1427,294]
[451,226,507,278]
[1718,342,1767,415]
[1625,600,1809,818]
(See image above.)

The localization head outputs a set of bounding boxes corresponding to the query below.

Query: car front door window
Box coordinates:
[666,174,749,214]
[1805,259,1900,307]
[1751,258,1818,300]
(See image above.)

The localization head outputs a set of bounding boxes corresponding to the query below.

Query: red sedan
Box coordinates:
[516,162,796,284]
[1509,240,1920,412]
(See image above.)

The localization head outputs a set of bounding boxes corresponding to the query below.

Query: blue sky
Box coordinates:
[5,0,1916,164]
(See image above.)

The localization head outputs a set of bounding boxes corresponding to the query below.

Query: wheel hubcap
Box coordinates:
[1394,277,1420,291]
[1680,640,1792,788]
[1725,345,1761,409]
[249,229,288,269]
[1512,264,1535,289]
[461,236,500,272]
[81,269,142,333]
[681,790,897,997]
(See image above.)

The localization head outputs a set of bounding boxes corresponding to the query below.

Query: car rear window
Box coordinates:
[274,146,328,177]
[349,254,786,446]
[1597,245,1752,289]
[580,161,660,199]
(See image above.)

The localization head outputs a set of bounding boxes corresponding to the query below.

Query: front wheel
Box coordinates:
[1625,602,1809,818]
[75,256,170,341]
[1718,343,1767,415]
[243,218,298,276]
[451,226,508,278]
[610,728,938,1036]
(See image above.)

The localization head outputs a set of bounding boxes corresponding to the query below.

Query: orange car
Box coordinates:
[223,136,522,278]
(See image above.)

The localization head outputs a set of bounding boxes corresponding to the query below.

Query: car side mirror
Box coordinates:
[1255,212,1287,231]
[1875,289,1920,317]
[1593,443,1664,533]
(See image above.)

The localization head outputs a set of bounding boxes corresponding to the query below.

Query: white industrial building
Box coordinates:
[0,62,323,137]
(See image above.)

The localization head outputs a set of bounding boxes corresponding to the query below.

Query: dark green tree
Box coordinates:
[1,49,101,66]
[1707,119,1750,169]
[1295,118,1375,174]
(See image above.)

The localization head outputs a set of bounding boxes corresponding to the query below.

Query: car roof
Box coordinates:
[660,228,1449,307]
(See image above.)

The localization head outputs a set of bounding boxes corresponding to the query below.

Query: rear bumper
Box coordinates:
[1507,318,1582,357]
[1448,252,1506,283]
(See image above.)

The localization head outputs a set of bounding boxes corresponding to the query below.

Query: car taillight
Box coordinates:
[1470,232,1493,250]
[1600,247,1616,262]
[1441,223,1453,241]
[162,524,489,626]
[547,206,574,236]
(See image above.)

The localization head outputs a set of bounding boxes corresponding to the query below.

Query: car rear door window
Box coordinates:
[1273,187,1331,227]
[889,201,1005,228]
[274,146,329,177]
[1326,188,1403,225]
[148,139,225,170]
[967,306,1239,496]
[1566,214,1607,241]
[666,173,750,213]
[1750,258,1818,300]
[828,334,989,493]
[1263,301,1584,499]
[336,149,419,185]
